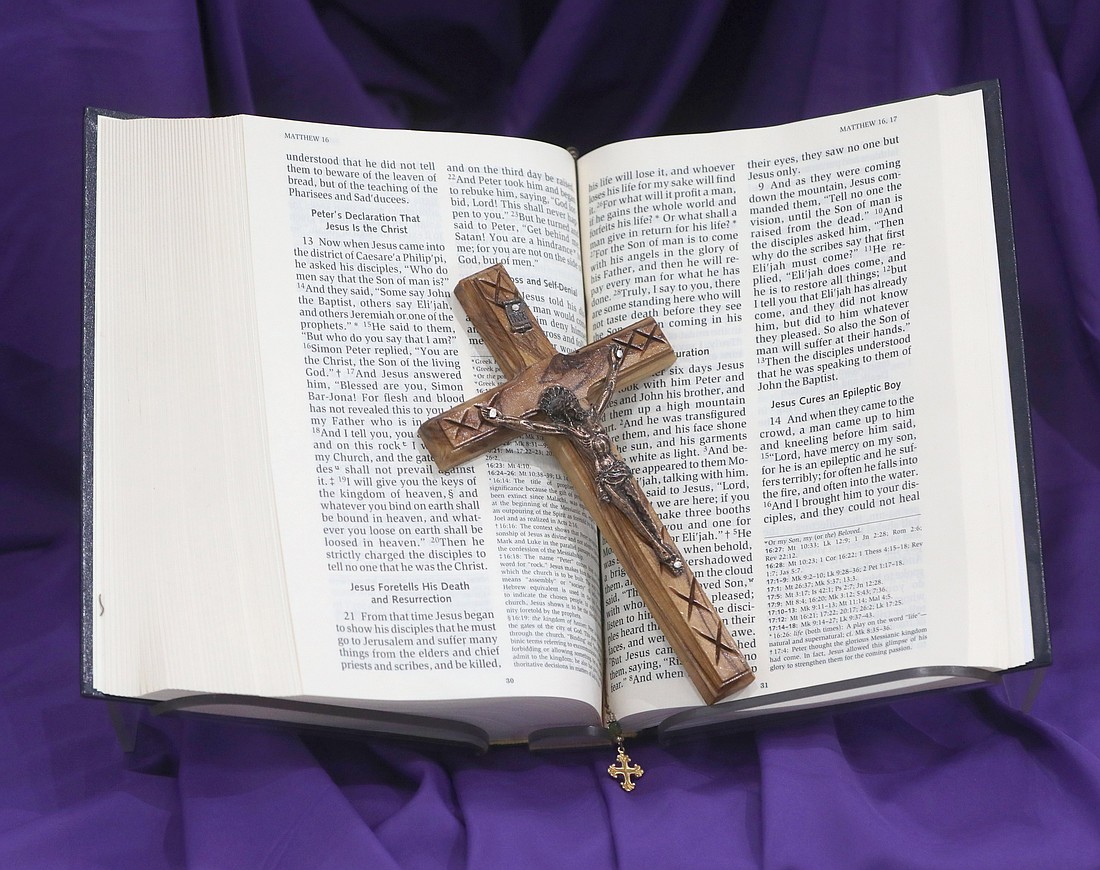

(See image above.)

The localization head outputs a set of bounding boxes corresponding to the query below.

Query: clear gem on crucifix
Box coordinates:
[418,264,754,705]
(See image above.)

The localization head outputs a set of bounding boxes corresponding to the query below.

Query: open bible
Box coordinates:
[82,82,1047,749]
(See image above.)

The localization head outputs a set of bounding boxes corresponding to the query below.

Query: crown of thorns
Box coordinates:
[539,385,584,421]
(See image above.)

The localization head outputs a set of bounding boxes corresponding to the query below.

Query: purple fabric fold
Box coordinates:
[3,1,1100,866]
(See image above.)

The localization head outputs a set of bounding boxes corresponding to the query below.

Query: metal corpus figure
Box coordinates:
[478,345,685,574]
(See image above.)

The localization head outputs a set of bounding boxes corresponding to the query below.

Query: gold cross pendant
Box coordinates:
[608,739,644,792]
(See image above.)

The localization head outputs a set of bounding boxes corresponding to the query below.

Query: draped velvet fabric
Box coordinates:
[3,2,1100,866]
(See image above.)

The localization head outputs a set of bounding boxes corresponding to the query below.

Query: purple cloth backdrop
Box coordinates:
[3,1,1099,866]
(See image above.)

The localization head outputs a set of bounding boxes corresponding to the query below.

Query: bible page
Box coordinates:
[578,88,1033,725]
[240,118,603,738]
[89,116,302,704]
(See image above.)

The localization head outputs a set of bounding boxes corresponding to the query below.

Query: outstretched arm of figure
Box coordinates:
[591,344,625,419]
[476,404,567,436]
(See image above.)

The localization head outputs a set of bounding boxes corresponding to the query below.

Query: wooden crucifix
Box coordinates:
[418,265,753,705]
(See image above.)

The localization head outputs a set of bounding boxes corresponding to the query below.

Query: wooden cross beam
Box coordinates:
[418,265,753,705]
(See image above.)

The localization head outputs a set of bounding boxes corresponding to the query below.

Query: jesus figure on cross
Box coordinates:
[478,344,685,575]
